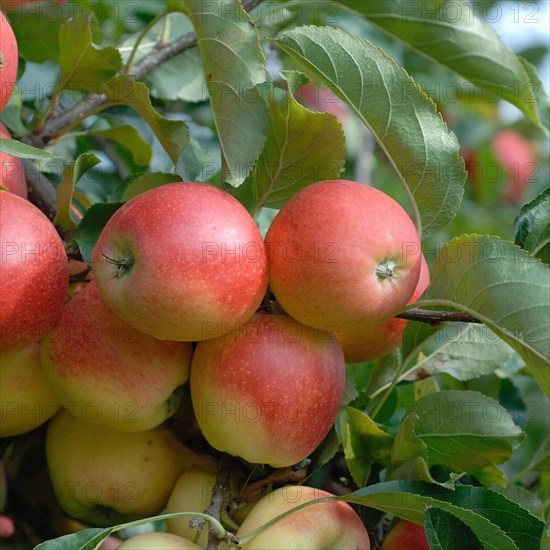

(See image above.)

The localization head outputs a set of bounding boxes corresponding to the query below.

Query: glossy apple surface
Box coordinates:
[237,485,370,549]
[264,180,421,333]
[0,191,68,352]
[0,343,60,437]
[191,313,345,467]
[46,409,188,526]
[337,255,430,362]
[381,520,429,550]
[0,12,17,112]
[93,182,268,342]
[117,532,201,549]
[41,281,192,431]
[0,122,27,198]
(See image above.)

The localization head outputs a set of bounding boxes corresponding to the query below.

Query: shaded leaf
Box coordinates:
[34,527,112,550]
[122,172,182,201]
[175,138,212,182]
[0,139,61,160]
[272,25,466,237]
[87,126,152,167]
[514,187,550,264]
[425,507,482,550]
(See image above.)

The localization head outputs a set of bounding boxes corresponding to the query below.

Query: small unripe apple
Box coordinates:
[93,182,268,342]
[0,122,27,198]
[117,532,201,549]
[236,485,370,549]
[41,281,192,432]
[46,409,189,526]
[0,12,17,112]
[0,190,68,352]
[0,343,60,437]
[381,520,429,550]
[191,313,345,467]
[337,255,430,362]
[264,180,421,333]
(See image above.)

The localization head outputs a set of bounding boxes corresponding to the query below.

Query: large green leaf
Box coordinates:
[182,0,269,187]
[425,507,483,550]
[86,125,152,167]
[273,26,466,237]
[102,75,189,164]
[334,0,550,131]
[58,13,122,91]
[0,139,61,160]
[407,390,525,472]
[405,235,550,396]
[515,187,550,264]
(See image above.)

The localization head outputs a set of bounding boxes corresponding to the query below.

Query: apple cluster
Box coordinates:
[1,177,425,547]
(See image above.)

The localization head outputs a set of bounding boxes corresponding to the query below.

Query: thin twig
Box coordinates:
[396,308,482,325]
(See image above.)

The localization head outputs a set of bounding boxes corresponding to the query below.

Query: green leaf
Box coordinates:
[514,187,550,264]
[0,139,61,160]
[471,466,507,489]
[407,235,550,397]
[182,0,269,186]
[425,507,482,550]
[86,126,152,167]
[58,13,122,92]
[122,173,182,202]
[339,406,393,487]
[336,0,550,132]
[53,154,101,231]
[246,70,345,213]
[34,527,112,550]
[102,75,189,164]
[406,390,525,472]
[272,25,466,238]
[175,138,212,182]
[73,203,124,268]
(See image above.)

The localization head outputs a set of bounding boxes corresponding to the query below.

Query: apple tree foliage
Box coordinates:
[1,0,549,548]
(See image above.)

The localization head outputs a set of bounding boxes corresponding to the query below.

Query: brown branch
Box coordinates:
[396,308,482,325]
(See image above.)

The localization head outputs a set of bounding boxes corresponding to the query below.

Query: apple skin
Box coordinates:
[40,281,192,432]
[92,182,268,342]
[0,343,60,437]
[381,520,429,550]
[337,255,430,362]
[236,485,370,549]
[190,313,345,467]
[0,12,17,112]
[0,190,68,352]
[264,180,422,333]
[0,122,27,199]
[117,532,201,549]
[46,409,190,527]
[297,82,347,122]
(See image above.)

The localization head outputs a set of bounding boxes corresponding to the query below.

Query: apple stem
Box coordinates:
[102,253,134,278]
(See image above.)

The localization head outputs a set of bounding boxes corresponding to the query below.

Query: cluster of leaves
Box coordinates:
[1,0,549,548]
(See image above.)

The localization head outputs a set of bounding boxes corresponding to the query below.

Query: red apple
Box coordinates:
[0,190,68,352]
[0,12,17,112]
[93,182,268,342]
[0,122,27,198]
[190,312,345,467]
[381,520,429,550]
[236,485,370,549]
[297,82,348,122]
[40,281,192,431]
[337,255,430,362]
[264,180,421,333]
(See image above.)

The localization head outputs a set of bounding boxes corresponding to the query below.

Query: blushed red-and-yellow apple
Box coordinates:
[0,13,17,112]
[40,281,192,431]
[236,485,370,549]
[117,532,201,549]
[92,182,268,342]
[381,520,429,550]
[264,180,421,333]
[0,191,68,352]
[337,255,430,362]
[46,409,189,526]
[190,313,345,467]
[0,343,60,437]
[0,123,27,198]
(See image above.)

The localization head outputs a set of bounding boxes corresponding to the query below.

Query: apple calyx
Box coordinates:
[166,385,185,416]
[102,253,134,278]
[376,259,398,280]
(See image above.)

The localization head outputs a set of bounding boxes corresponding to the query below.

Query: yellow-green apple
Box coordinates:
[190,313,345,467]
[46,409,189,526]
[381,520,429,550]
[92,182,268,342]
[236,485,370,549]
[0,343,60,437]
[264,180,421,333]
[337,255,430,362]
[0,122,27,198]
[40,281,192,431]
[117,532,201,549]
[0,12,17,112]
[0,191,68,352]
